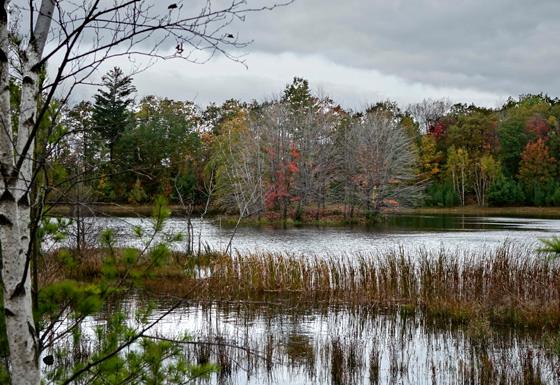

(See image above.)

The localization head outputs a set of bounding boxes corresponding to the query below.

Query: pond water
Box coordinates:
[61,214,560,257]
[56,298,558,385]
[46,214,560,384]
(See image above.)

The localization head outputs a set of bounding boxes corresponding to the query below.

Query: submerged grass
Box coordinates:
[55,299,557,385]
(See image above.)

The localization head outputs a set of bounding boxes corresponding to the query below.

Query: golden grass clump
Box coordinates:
[202,244,560,328]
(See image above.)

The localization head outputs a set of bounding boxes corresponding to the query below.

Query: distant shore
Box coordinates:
[47,203,211,217]
[396,206,560,218]
[47,203,560,220]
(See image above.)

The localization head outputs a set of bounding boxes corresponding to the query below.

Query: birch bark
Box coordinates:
[0,1,55,384]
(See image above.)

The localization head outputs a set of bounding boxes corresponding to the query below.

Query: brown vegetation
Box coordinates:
[398,206,560,218]
[45,244,560,330]
[207,246,560,329]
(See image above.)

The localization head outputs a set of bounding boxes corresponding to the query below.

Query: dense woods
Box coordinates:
[46,72,560,221]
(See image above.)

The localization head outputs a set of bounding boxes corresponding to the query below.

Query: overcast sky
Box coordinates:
[68,0,560,110]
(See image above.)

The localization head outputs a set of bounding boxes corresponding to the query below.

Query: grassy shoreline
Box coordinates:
[45,245,560,331]
[398,205,560,218]
[47,203,216,217]
[47,202,560,221]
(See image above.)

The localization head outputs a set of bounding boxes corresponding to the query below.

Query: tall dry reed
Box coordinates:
[197,244,560,328]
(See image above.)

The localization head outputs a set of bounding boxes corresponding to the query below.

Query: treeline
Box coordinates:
[44,67,560,221]
[420,95,560,207]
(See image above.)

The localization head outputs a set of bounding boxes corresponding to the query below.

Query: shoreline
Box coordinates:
[396,206,560,218]
[47,203,560,221]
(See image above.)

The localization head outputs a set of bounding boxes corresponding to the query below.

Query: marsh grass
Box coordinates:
[46,244,560,329]
[178,315,556,385]
[201,245,560,329]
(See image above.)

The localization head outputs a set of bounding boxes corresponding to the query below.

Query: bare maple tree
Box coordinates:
[216,112,266,253]
[0,1,291,384]
[345,111,422,216]
[289,99,340,220]
[406,98,451,134]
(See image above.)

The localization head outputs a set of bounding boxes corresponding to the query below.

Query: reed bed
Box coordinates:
[47,243,560,329]
[194,244,560,328]
[44,244,560,384]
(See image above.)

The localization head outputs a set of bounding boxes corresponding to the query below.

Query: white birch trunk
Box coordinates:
[0,1,55,384]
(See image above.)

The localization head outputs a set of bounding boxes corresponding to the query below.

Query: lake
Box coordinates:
[63,213,560,257]
[62,296,559,385]
[46,214,560,384]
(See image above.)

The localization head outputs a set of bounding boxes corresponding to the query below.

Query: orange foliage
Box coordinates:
[518,138,557,185]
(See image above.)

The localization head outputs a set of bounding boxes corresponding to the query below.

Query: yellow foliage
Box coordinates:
[419,135,442,177]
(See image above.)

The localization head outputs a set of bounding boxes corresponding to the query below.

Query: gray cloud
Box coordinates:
[236,0,560,97]
[47,0,560,108]
[75,51,504,111]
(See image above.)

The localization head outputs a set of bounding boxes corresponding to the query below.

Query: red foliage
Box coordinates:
[290,143,301,160]
[265,171,290,208]
[428,120,447,140]
[525,116,550,139]
[518,138,557,184]
[383,198,400,207]
[288,161,299,174]
[264,142,301,209]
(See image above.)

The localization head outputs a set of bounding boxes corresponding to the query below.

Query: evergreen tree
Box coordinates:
[282,77,314,111]
[92,67,136,163]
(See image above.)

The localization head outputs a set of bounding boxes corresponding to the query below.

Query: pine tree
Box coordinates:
[92,67,136,163]
[282,77,314,111]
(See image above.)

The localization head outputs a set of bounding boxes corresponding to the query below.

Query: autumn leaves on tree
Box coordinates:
[52,76,560,222]
[420,95,560,207]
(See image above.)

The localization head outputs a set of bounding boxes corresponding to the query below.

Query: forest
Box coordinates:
[47,68,560,222]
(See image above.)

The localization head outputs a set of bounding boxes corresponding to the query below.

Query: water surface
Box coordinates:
[62,214,560,256]
[45,214,560,384]
[60,298,558,385]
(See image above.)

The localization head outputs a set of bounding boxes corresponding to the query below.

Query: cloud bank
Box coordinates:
[57,0,560,108]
